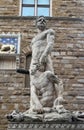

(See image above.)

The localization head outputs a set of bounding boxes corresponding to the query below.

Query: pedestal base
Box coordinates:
[7,121,84,130]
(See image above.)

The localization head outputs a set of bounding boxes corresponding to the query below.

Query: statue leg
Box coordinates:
[45,71,60,84]
[29,83,44,114]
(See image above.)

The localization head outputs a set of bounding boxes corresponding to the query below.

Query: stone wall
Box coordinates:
[0,0,84,18]
[0,0,19,16]
[53,0,84,18]
[0,17,84,130]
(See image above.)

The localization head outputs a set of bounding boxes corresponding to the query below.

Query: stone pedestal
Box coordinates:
[7,121,84,130]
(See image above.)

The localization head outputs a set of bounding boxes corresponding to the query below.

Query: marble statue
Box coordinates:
[24,16,65,115]
[6,16,84,122]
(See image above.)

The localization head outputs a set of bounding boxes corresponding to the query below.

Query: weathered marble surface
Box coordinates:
[26,15,65,114]
[6,109,84,123]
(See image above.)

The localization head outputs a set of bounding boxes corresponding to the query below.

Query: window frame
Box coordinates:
[20,0,52,17]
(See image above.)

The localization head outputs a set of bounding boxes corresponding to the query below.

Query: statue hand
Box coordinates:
[39,53,47,64]
[30,65,37,75]
[37,63,45,72]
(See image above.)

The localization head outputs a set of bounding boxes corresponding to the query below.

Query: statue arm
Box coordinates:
[54,79,64,95]
[53,80,64,107]
[45,29,55,55]
[40,29,55,64]
[31,30,47,44]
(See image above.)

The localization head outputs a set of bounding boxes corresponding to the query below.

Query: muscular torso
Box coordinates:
[32,40,47,62]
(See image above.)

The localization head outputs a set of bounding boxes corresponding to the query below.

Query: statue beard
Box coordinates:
[37,23,46,31]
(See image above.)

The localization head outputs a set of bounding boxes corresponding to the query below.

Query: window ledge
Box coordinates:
[0,53,20,57]
[0,16,83,22]
[0,54,20,70]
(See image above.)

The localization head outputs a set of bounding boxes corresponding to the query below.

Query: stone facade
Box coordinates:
[0,0,19,16]
[52,0,84,18]
[0,0,84,18]
[0,0,84,130]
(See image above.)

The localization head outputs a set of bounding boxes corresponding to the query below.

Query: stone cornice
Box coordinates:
[0,16,83,22]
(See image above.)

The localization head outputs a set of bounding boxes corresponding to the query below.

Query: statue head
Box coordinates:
[36,16,47,31]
